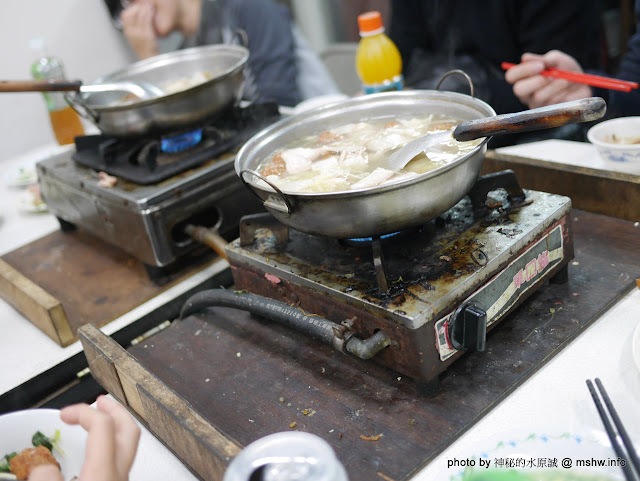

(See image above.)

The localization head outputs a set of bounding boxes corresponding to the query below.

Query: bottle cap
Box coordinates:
[358,11,384,34]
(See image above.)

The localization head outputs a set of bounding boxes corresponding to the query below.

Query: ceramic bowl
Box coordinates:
[0,409,86,480]
[587,116,640,163]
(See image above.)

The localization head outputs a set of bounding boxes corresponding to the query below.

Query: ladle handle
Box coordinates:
[0,79,83,93]
[453,97,606,142]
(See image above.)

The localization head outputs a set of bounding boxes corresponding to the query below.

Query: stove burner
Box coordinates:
[342,231,402,245]
[160,129,203,153]
[72,102,281,185]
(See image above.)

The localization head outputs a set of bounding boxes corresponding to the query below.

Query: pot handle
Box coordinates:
[231,29,249,48]
[453,97,606,142]
[65,92,100,124]
[239,169,294,216]
[436,70,475,98]
[0,79,82,92]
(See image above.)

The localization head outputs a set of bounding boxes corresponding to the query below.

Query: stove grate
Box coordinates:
[72,102,281,185]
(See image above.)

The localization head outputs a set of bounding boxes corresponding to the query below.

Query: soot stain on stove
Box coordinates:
[238,192,531,309]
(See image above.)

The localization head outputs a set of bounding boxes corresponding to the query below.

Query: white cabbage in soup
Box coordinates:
[256,114,482,193]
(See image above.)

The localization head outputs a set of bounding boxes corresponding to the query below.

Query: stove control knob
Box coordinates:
[449,301,487,352]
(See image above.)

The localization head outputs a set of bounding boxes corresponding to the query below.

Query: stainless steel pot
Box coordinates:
[235,90,604,239]
[236,90,495,238]
[67,44,249,137]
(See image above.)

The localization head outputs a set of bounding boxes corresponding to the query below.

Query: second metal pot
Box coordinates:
[67,44,249,137]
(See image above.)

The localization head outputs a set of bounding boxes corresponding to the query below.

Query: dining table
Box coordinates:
[0,138,638,481]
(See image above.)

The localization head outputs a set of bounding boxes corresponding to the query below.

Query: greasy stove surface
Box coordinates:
[128,209,640,481]
[227,190,570,330]
[38,137,238,208]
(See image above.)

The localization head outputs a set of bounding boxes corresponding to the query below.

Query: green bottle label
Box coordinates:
[31,55,68,111]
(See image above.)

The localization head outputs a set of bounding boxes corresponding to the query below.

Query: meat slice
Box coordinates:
[280,147,326,174]
[9,445,61,480]
[350,168,395,190]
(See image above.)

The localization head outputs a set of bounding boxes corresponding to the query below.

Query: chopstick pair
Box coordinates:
[586,378,640,481]
[502,62,639,92]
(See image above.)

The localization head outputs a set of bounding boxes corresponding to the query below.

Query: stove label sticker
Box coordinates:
[435,224,564,361]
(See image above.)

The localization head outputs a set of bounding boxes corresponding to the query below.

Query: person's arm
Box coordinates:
[28,395,140,481]
[504,50,593,109]
[120,0,159,59]
[506,27,640,116]
[228,0,301,106]
[489,0,601,114]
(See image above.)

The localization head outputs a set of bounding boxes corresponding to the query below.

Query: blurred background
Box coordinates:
[0,0,635,161]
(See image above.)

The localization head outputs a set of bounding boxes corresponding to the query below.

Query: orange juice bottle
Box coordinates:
[355,11,403,95]
[30,38,85,145]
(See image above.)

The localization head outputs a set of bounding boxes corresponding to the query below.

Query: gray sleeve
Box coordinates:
[290,24,341,100]
[227,0,302,106]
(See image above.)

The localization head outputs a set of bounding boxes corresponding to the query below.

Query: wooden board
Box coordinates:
[1,230,217,346]
[80,209,640,481]
[483,149,640,221]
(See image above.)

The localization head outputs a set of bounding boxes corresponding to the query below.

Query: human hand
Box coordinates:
[120,0,159,59]
[505,50,593,109]
[28,395,141,481]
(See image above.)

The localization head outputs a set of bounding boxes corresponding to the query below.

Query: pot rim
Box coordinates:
[235,89,495,199]
[70,44,249,113]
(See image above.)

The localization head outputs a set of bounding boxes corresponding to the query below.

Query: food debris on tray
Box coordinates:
[98,171,118,188]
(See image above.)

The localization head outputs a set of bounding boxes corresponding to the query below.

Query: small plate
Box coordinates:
[17,188,48,214]
[0,408,86,480]
[4,144,74,187]
[4,165,38,187]
[448,428,624,480]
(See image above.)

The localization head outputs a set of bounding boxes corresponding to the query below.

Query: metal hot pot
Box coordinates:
[67,44,249,137]
[234,89,604,239]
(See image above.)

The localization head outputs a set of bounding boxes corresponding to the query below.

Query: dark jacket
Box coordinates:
[600,24,640,118]
[389,0,603,115]
[186,0,302,107]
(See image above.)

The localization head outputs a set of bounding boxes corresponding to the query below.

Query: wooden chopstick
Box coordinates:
[586,378,640,481]
[502,62,639,92]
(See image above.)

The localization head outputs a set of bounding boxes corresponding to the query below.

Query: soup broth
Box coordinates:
[255,113,482,193]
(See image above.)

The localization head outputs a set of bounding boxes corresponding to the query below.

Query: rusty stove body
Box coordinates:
[225,172,574,392]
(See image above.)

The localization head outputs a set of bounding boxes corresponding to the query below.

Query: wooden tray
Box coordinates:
[0,230,216,346]
[483,148,640,221]
[79,209,640,481]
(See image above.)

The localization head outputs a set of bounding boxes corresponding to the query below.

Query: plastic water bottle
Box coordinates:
[30,37,85,145]
[223,432,349,481]
[355,11,403,95]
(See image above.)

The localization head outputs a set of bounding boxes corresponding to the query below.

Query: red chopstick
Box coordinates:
[502,62,639,92]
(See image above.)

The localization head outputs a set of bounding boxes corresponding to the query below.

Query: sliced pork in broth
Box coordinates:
[256,114,483,193]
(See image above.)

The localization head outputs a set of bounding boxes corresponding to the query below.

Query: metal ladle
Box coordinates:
[388,97,607,171]
[0,78,164,101]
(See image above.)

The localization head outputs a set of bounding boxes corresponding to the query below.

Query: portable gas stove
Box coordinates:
[183,171,573,394]
[36,103,280,275]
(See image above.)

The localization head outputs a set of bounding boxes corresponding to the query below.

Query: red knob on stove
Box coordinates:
[449,301,487,352]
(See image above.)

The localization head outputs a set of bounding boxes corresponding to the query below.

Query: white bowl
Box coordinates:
[0,409,86,480]
[292,93,349,114]
[587,116,640,163]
